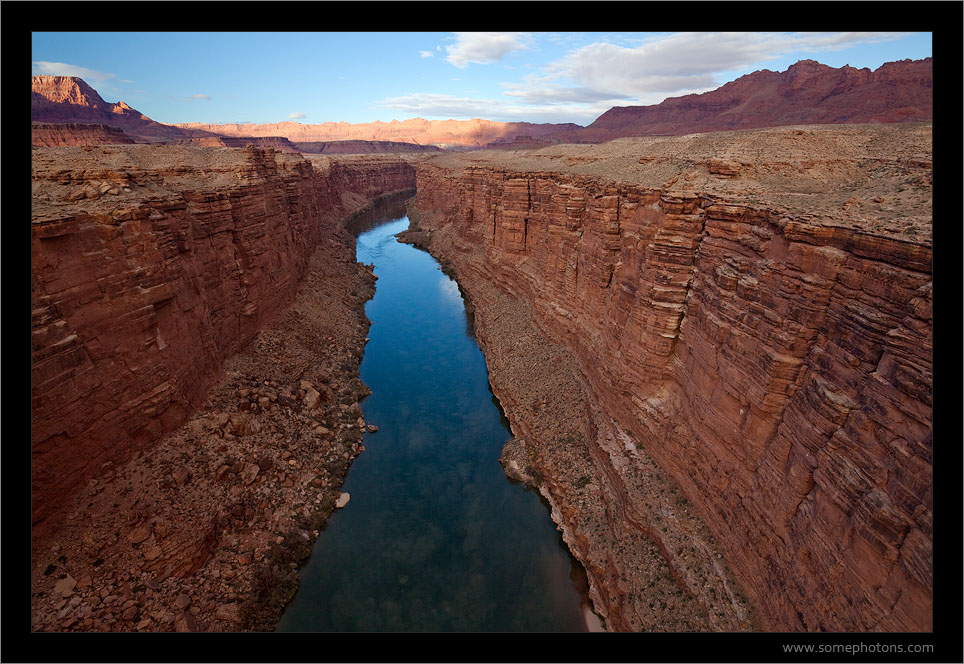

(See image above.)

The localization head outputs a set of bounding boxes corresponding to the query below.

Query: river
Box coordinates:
[276,200,593,632]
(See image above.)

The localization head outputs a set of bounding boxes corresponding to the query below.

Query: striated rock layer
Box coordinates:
[31,145,416,539]
[32,123,137,147]
[408,123,932,632]
[176,117,582,150]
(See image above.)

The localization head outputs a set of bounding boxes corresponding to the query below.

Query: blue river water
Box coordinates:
[275,206,590,632]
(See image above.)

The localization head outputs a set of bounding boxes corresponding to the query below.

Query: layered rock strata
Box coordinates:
[31,146,416,539]
[32,123,137,147]
[407,123,932,632]
[32,75,216,143]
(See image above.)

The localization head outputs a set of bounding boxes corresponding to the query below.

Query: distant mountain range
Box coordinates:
[32,58,932,150]
[576,58,932,141]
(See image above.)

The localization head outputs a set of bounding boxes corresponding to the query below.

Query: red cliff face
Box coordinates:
[31,146,416,536]
[408,125,932,632]
[32,76,216,143]
[176,117,582,149]
[584,58,932,139]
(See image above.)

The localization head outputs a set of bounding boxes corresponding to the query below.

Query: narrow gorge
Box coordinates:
[404,124,933,633]
[31,146,417,630]
[31,122,932,634]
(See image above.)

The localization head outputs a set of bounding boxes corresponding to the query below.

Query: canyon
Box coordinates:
[403,123,933,632]
[30,63,933,635]
[31,146,416,631]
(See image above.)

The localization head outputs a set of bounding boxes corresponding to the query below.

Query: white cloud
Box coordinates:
[385,32,918,126]
[378,92,604,124]
[174,93,211,102]
[419,50,434,59]
[501,31,915,110]
[32,61,116,86]
[445,32,531,68]
[380,92,492,118]
[289,112,306,119]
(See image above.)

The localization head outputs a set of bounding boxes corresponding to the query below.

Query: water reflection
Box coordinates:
[276,207,589,632]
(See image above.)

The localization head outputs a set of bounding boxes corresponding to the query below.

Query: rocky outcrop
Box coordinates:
[32,76,218,143]
[31,146,416,538]
[32,123,137,147]
[407,125,932,632]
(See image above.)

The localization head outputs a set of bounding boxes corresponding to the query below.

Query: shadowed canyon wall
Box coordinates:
[31,147,415,536]
[409,136,932,632]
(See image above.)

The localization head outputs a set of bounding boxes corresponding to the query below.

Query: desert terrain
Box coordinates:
[30,56,933,636]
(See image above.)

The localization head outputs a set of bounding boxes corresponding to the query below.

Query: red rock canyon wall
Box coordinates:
[31,148,415,536]
[411,162,932,632]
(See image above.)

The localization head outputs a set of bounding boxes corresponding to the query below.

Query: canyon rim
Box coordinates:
[25,29,951,661]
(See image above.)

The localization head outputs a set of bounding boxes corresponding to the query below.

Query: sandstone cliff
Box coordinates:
[32,123,137,147]
[176,117,583,149]
[408,123,932,632]
[32,76,218,143]
[31,146,416,538]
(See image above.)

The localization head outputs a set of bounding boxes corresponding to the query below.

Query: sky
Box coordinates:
[31,32,933,127]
